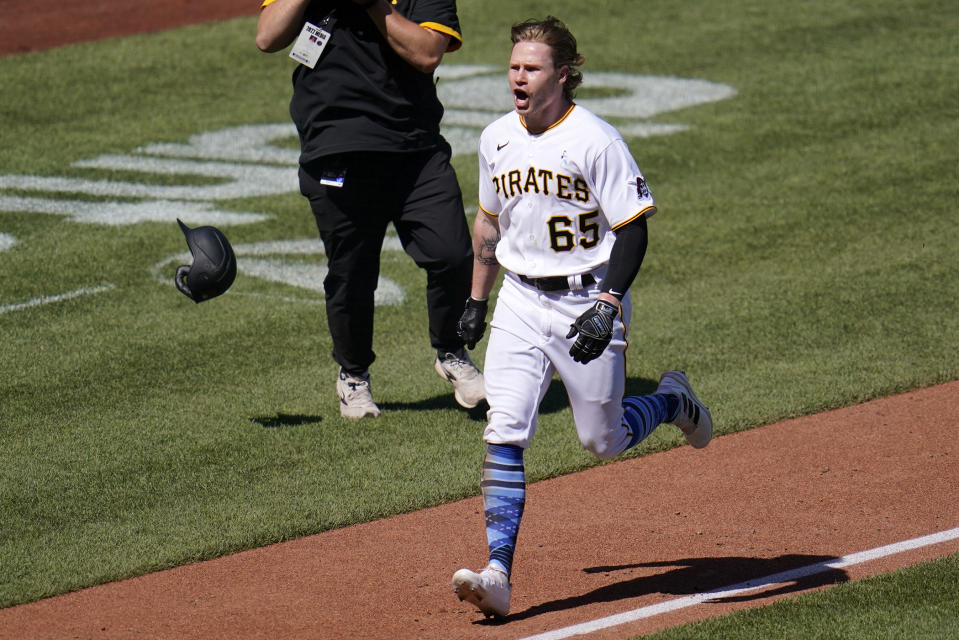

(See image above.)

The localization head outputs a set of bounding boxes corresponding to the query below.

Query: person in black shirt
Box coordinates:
[257,0,485,418]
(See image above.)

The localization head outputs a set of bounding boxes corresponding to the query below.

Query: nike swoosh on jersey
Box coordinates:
[497,141,510,151]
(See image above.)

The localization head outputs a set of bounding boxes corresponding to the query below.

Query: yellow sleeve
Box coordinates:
[420,21,462,52]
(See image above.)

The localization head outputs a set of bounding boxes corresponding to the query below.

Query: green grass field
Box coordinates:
[2,0,958,635]
[646,553,959,640]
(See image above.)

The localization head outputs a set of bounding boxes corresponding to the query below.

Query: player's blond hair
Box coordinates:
[510,16,585,102]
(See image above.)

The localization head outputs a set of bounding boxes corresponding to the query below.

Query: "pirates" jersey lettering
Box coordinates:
[492,166,591,204]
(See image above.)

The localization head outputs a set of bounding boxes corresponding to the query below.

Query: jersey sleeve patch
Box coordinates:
[636,176,651,199]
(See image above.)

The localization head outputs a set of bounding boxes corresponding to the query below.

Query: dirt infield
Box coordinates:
[3,4,959,639]
[2,382,958,639]
[0,0,259,56]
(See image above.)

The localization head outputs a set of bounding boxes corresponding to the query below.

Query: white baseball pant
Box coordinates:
[483,272,634,458]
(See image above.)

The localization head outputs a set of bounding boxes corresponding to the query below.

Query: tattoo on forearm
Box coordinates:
[476,216,501,266]
[477,231,500,266]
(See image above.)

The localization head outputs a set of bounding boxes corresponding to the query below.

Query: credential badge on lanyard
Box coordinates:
[289,17,333,69]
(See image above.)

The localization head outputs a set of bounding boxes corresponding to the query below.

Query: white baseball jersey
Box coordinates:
[478,104,654,453]
[478,104,656,278]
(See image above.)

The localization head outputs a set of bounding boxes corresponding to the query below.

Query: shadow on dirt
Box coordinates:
[498,554,848,622]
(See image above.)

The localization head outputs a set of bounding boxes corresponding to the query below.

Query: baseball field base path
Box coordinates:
[2,381,958,639]
[0,0,259,56]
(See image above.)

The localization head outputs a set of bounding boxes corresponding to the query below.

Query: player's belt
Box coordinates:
[518,273,596,292]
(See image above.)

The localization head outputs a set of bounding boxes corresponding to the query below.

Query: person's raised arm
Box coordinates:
[359,0,452,73]
[256,0,312,53]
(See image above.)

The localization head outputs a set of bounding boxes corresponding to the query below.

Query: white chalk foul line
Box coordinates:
[519,526,959,640]
[0,284,115,315]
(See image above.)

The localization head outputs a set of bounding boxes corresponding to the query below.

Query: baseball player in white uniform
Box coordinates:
[451,16,714,618]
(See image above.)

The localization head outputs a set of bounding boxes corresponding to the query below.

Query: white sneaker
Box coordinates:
[452,566,511,618]
[336,369,381,418]
[656,370,713,448]
[434,350,486,409]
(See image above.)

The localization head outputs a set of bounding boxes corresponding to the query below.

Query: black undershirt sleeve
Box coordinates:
[602,215,648,299]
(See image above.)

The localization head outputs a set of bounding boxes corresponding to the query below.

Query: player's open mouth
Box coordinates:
[513,89,529,110]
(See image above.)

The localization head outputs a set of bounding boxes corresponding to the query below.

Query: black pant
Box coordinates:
[299,145,473,375]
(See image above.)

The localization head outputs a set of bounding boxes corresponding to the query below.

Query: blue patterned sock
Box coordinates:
[482,443,525,577]
[622,393,675,450]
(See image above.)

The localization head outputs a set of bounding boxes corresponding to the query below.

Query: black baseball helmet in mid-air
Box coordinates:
[175,219,237,303]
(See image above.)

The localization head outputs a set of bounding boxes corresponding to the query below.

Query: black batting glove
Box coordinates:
[566,300,619,364]
[457,297,489,349]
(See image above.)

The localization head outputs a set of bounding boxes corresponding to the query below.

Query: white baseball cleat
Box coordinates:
[656,370,713,448]
[434,350,486,409]
[336,369,381,418]
[452,566,511,618]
